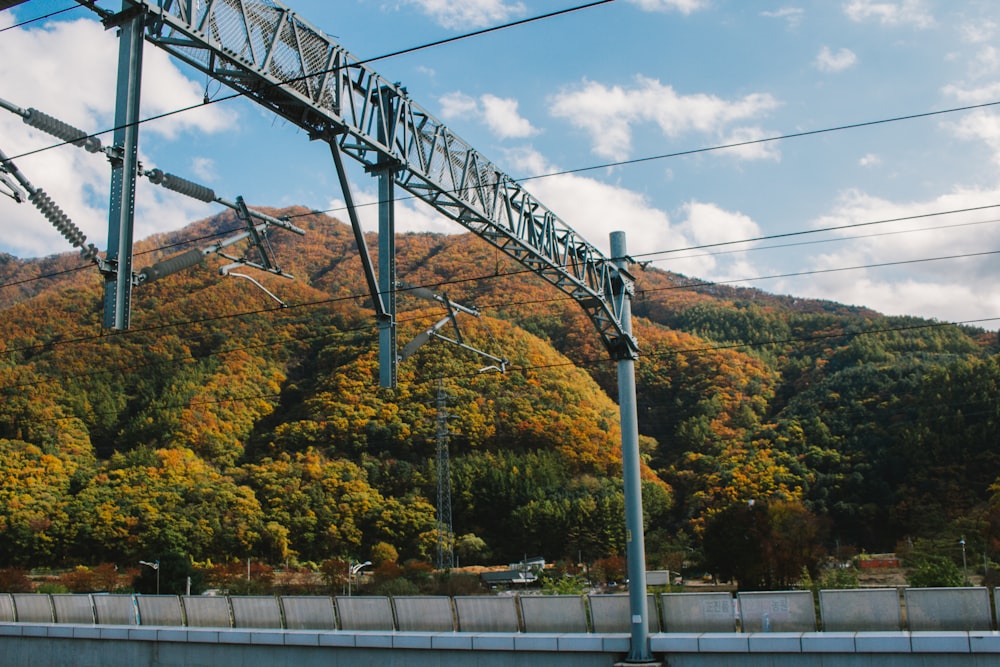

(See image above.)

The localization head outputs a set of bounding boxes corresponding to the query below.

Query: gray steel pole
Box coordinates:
[611,231,654,664]
[377,88,397,389]
[103,2,144,330]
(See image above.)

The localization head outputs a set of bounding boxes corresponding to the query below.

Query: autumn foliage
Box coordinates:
[0,208,996,588]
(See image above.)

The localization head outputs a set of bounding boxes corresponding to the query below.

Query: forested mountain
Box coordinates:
[0,207,997,586]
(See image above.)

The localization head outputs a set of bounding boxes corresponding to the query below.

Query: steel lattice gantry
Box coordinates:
[70,0,654,661]
[114,0,638,361]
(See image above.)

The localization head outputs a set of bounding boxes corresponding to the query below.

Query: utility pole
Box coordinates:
[436,381,455,570]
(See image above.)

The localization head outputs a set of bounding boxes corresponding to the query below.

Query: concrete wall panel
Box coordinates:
[905,587,992,631]
[661,592,736,633]
[280,596,336,630]
[819,588,901,631]
[335,596,394,631]
[393,595,454,632]
[93,595,137,625]
[738,590,816,632]
[230,596,282,628]
[136,595,183,626]
[51,594,95,624]
[454,596,519,633]
[519,595,588,633]
[588,594,660,633]
[12,594,53,623]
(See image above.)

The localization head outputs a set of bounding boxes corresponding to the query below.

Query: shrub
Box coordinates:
[907,556,963,588]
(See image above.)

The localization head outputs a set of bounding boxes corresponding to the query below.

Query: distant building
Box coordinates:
[480,557,545,585]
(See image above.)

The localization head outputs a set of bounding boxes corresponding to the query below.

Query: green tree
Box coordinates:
[907,555,964,588]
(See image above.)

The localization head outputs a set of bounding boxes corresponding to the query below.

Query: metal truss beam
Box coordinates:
[109,0,637,360]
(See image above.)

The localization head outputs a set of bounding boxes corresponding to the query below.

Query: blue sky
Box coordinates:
[3,0,1000,326]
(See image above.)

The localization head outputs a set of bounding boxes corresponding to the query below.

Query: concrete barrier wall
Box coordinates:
[393,595,455,632]
[661,591,735,632]
[5,588,1000,634]
[0,594,13,623]
[279,596,336,630]
[519,595,588,633]
[334,596,394,631]
[92,594,137,625]
[0,623,996,667]
[182,595,232,628]
[454,596,519,633]
[51,593,95,624]
[12,593,53,623]
[231,595,283,628]
[136,595,183,626]
[819,588,901,631]
[738,590,816,632]
[588,594,660,633]
[905,587,992,631]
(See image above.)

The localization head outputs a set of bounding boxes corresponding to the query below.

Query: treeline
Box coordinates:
[0,208,997,589]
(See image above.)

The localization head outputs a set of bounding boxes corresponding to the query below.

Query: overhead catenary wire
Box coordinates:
[0,0,615,164]
[0,3,79,33]
[3,2,999,290]
[0,4,997,355]
[4,297,997,419]
[3,238,999,367]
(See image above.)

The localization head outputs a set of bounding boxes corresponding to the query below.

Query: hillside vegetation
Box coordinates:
[0,207,997,589]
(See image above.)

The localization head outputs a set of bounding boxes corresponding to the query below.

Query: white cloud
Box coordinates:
[968,45,1000,79]
[815,46,859,72]
[190,157,218,183]
[960,19,998,44]
[549,76,780,161]
[859,153,882,167]
[439,92,537,139]
[0,17,236,258]
[479,95,538,139]
[777,186,1000,323]
[671,202,763,282]
[843,0,934,28]
[942,81,1000,104]
[500,147,686,259]
[716,126,781,161]
[761,7,805,28]
[948,110,1000,167]
[439,92,480,119]
[626,0,707,14]
[326,182,461,237]
[403,0,526,29]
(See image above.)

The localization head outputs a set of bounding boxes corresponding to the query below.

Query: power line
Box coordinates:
[2,0,614,163]
[282,103,1000,225]
[636,249,1000,295]
[518,100,1000,182]
[4,231,999,361]
[0,3,79,32]
[653,216,1000,263]
[633,203,1000,261]
[4,238,998,377]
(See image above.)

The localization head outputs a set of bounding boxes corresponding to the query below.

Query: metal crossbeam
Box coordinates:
[111,0,637,360]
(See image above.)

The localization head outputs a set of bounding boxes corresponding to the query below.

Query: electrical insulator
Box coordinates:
[79,243,99,262]
[146,168,216,203]
[22,108,102,153]
[29,188,90,250]
[138,248,205,283]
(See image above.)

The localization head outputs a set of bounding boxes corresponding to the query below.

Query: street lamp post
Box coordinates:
[348,560,371,596]
[960,538,969,585]
[140,559,160,595]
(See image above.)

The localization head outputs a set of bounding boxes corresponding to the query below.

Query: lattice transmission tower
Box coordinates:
[435,382,454,571]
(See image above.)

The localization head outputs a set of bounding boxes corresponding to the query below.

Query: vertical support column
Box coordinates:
[610,231,655,665]
[103,3,145,330]
[375,85,398,389]
[377,170,396,388]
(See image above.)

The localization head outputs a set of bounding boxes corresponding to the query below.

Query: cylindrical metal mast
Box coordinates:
[611,231,654,664]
